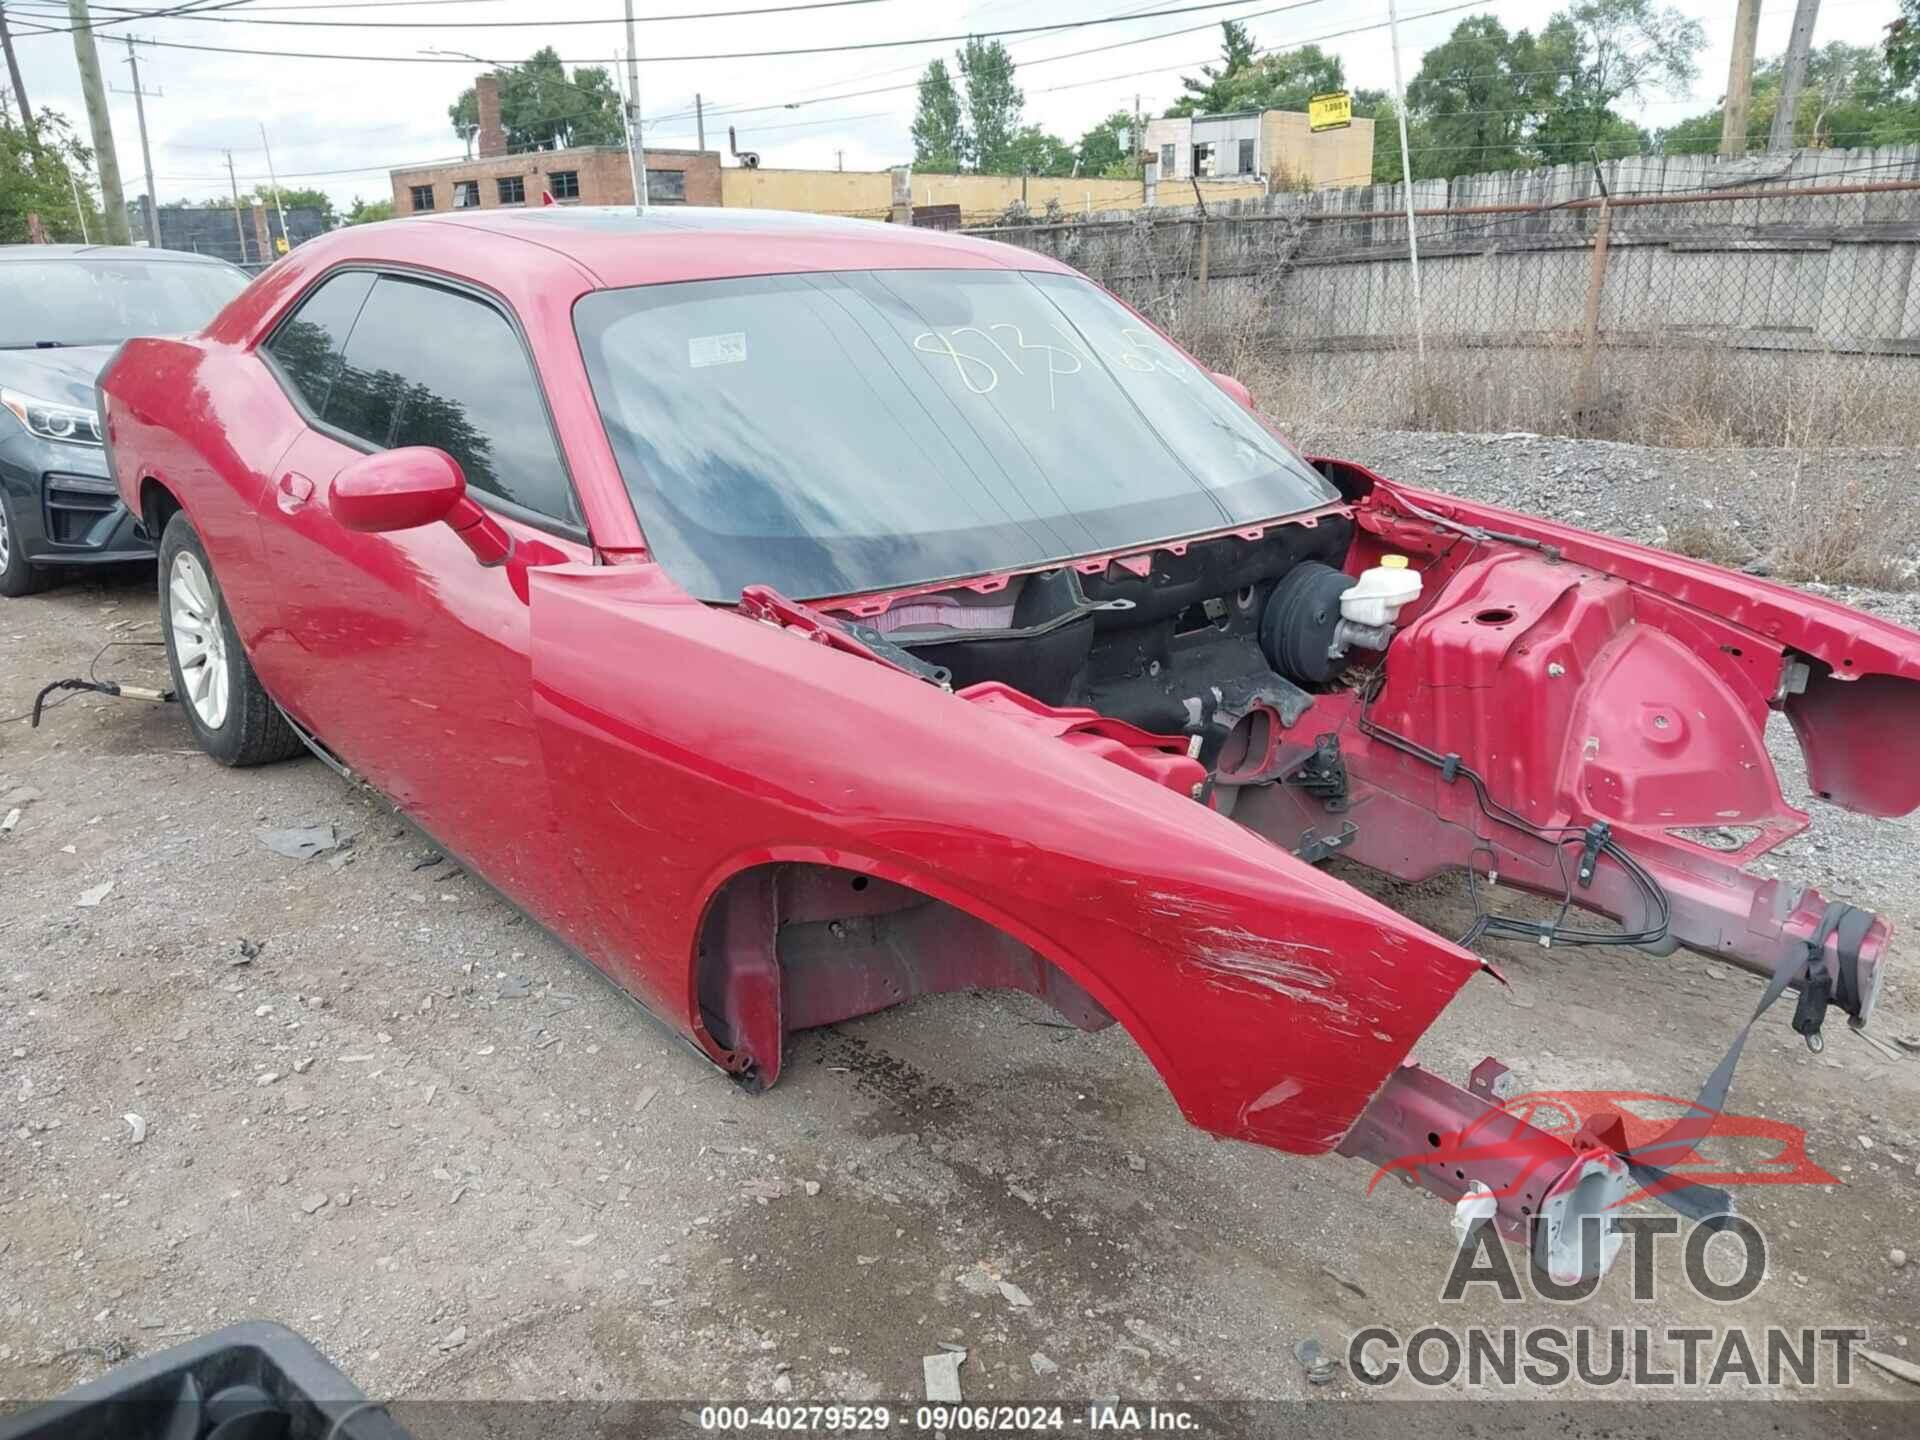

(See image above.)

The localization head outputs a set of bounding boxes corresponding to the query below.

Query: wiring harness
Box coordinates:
[1354,680,1671,951]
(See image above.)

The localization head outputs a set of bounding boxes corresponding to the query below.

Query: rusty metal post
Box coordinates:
[1195,218,1211,287]
[1571,197,1613,429]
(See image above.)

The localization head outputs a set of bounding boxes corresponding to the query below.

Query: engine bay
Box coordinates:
[806,459,1895,1050]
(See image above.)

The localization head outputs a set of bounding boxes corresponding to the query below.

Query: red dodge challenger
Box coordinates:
[98,207,1919,1281]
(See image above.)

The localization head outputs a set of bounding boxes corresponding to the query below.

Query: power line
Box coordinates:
[13,0,901,30]
[4,0,1332,61]
[682,0,1277,126]
[135,0,1482,192]
[139,1,1489,188]
[659,0,1486,126]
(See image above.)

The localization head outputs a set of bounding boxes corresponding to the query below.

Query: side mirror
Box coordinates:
[329,446,466,533]
[1210,371,1255,410]
[327,446,511,565]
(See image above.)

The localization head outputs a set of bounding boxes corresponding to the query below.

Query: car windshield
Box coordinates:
[0,257,248,348]
[574,268,1337,601]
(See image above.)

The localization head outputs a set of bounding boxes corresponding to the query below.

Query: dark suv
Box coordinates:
[1,245,250,596]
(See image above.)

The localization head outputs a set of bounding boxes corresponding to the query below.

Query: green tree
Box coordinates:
[1073,111,1139,179]
[911,58,967,170]
[1888,0,1919,92]
[960,38,1023,173]
[1528,0,1704,164]
[1356,93,1430,183]
[1002,125,1074,177]
[1168,19,1259,117]
[1405,17,1549,177]
[345,196,393,225]
[448,89,479,152]
[1170,38,1347,119]
[448,48,624,153]
[1223,45,1347,114]
[252,184,335,227]
[0,108,99,243]
[1660,42,1918,153]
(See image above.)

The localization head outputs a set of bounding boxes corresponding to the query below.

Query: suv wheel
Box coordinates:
[0,489,51,597]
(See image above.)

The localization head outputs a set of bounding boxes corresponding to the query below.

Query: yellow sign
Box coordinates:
[1309,91,1352,133]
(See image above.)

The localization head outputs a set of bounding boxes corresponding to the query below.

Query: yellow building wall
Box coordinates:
[719,168,1268,222]
[719,168,895,218]
[1262,112,1378,189]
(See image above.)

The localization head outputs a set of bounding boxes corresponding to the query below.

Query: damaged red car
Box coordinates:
[98,208,1919,1281]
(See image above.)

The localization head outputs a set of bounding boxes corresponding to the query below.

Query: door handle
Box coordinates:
[277,472,315,513]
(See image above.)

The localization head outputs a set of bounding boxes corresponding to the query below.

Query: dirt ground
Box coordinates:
[1,554,1917,1424]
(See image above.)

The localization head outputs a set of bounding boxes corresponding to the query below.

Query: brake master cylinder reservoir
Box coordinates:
[1341,554,1422,632]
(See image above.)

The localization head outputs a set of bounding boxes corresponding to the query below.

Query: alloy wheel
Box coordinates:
[169,550,230,729]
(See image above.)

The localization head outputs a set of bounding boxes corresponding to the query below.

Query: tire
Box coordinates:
[158,510,304,767]
[0,488,52,598]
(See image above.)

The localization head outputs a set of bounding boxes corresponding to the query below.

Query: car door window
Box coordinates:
[323,274,581,528]
[263,270,376,418]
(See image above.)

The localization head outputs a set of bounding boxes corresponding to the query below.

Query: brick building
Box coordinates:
[390,73,720,215]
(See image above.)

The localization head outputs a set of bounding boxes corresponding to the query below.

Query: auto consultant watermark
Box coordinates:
[1350,1090,1881,1393]
[1350,1212,1868,1389]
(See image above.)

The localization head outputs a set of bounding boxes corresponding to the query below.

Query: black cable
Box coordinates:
[1353,663,1670,951]
[1,640,170,727]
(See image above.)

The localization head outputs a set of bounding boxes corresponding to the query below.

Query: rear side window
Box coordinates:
[263,270,375,417]
[322,275,580,528]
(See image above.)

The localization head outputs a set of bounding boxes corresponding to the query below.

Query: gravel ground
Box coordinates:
[1300,428,1920,628]
[1,436,1917,1424]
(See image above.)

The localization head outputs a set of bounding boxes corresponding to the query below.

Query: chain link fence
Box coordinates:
[970,154,1920,450]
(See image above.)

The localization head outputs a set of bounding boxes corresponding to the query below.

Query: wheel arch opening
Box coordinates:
[139,476,183,542]
[693,861,1116,1092]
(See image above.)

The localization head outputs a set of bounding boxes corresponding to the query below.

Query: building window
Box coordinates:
[549,169,580,200]
[451,180,479,209]
[497,176,525,205]
[646,169,687,204]
[1239,139,1256,175]
[409,184,434,212]
[1159,143,1175,176]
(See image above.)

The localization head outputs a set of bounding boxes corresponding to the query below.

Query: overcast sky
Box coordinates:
[3,0,1907,211]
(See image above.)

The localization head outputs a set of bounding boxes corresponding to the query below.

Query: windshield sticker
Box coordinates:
[689,332,747,368]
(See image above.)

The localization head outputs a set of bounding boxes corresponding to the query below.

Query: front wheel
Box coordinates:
[158,511,304,766]
[0,488,52,597]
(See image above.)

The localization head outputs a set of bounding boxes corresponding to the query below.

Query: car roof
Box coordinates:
[402,205,1076,289]
[0,243,239,266]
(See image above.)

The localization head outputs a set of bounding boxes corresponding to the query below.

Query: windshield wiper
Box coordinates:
[0,341,74,349]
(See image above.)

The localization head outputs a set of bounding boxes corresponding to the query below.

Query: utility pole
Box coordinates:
[694,92,705,153]
[1134,92,1144,200]
[116,36,160,247]
[623,0,647,213]
[1,2,35,137]
[1720,0,1763,156]
[67,168,89,242]
[260,122,289,252]
[1385,0,1425,377]
[1767,0,1822,153]
[225,150,249,264]
[68,0,130,243]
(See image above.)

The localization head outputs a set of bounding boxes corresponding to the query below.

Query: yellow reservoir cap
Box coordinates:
[1379,554,1410,569]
